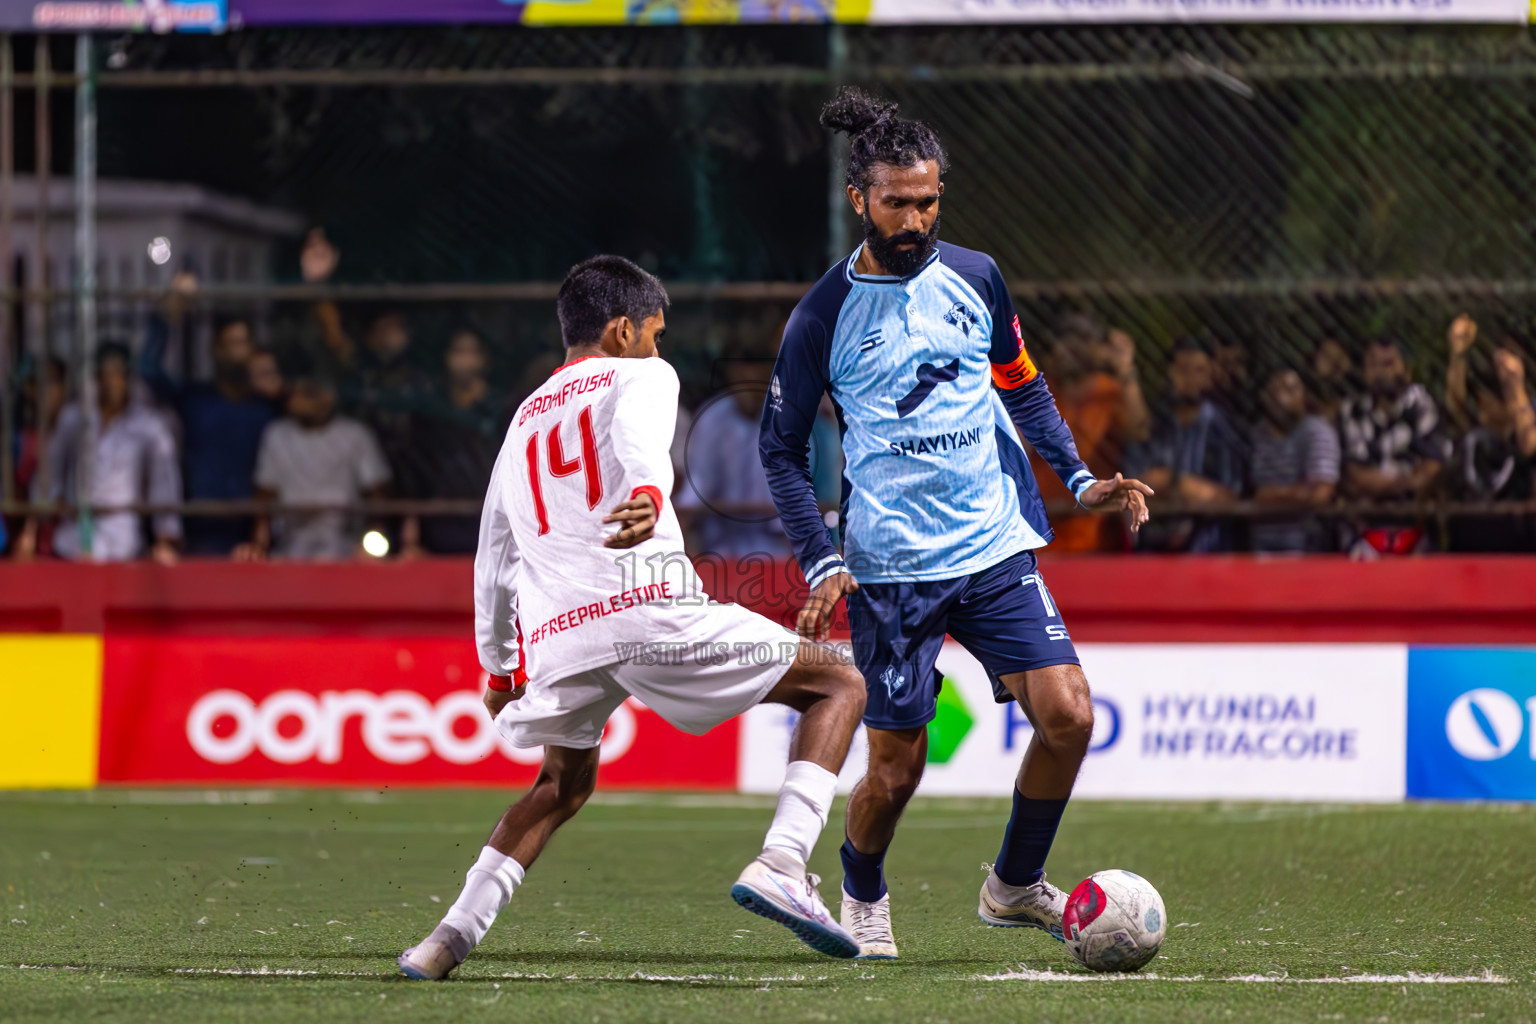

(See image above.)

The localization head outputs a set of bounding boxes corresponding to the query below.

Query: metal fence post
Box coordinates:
[74,33,96,556]
[825,24,849,269]
[0,34,12,513]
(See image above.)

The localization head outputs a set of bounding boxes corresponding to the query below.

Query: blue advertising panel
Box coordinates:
[1407,647,1536,800]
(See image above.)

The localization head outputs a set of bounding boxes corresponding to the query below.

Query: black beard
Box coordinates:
[862,209,941,279]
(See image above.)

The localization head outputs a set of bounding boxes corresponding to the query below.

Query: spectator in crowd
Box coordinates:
[1248,365,1340,553]
[1338,335,1449,557]
[1211,333,1254,424]
[1308,334,1354,424]
[15,342,181,563]
[299,228,434,503]
[244,375,390,561]
[248,347,286,405]
[139,273,281,555]
[7,356,66,556]
[677,357,791,560]
[1030,314,1150,553]
[408,328,504,555]
[1444,321,1536,552]
[1128,334,1247,552]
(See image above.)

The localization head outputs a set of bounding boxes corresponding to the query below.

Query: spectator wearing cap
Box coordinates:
[139,272,280,556]
[1030,313,1151,553]
[17,342,181,563]
[1248,365,1340,553]
[1338,336,1449,557]
[1127,334,1247,552]
[244,375,390,561]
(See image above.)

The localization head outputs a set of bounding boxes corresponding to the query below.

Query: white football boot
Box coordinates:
[840,888,898,960]
[977,868,1067,941]
[730,850,859,959]
[398,922,473,980]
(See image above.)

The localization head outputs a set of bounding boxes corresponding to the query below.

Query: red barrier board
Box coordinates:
[98,635,740,789]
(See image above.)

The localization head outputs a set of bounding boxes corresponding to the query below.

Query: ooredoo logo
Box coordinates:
[1444,688,1525,761]
[186,688,637,767]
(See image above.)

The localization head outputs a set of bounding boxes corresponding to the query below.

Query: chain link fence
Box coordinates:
[3,24,1535,559]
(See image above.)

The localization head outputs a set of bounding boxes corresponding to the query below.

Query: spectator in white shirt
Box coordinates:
[18,342,181,563]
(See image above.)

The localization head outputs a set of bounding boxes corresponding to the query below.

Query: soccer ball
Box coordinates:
[1062,869,1166,973]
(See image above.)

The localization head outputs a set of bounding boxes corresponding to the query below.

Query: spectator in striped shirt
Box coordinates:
[1249,365,1340,553]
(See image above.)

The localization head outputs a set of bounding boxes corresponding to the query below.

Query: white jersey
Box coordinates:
[475,355,721,685]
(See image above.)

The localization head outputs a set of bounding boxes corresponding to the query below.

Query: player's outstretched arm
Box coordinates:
[761,306,852,636]
[1078,472,1155,534]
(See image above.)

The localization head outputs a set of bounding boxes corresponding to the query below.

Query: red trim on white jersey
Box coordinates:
[629,484,665,515]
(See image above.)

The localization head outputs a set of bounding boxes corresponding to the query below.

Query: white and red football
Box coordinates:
[1062,869,1166,973]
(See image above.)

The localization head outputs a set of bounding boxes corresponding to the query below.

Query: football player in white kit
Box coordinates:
[398,256,868,980]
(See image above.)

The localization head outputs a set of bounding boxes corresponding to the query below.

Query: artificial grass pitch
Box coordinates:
[1,789,1531,1023]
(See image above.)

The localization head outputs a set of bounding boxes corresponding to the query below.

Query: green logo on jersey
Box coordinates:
[925,676,974,764]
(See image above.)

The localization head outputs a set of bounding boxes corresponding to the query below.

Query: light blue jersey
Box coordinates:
[761,242,1093,586]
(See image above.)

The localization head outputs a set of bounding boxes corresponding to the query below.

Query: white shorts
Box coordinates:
[496,602,801,751]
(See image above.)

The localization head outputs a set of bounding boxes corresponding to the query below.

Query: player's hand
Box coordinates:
[1447,313,1477,357]
[1078,473,1154,534]
[483,677,526,720]
[602,493,658,549]
[798,571,858,641]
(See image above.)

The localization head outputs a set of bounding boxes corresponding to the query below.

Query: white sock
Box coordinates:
[439,845,525,947]
[762,760,839,866]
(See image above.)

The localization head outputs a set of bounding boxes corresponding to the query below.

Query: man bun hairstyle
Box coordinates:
[557,255,670,350]
[820,87,948,193]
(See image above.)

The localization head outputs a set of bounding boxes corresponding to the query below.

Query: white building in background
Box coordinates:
[4,176,303,375]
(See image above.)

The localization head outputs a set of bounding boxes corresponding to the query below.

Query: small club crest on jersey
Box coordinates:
[943,302,978,337]
[879,665,906,698]
[769,374,783,412]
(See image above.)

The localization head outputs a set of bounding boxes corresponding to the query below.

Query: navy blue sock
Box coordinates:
[840,839,888,902]
[994,790,1069,888]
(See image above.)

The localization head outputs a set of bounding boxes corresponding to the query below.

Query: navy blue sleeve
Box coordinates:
[974,255,1095,498]
[759,302,844,588]
[138,313,180,407]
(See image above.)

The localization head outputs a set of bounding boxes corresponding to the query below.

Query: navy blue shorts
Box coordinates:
[846,549,1080,731]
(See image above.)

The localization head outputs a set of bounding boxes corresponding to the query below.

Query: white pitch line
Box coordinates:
[979,968,1507,984]
[7,964,1509,986]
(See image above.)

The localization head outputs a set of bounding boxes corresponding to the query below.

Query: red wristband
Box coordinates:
[486,674,513,692]
[629,485,664,515]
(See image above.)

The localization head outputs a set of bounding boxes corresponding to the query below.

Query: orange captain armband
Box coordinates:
[990,315,1040,390]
